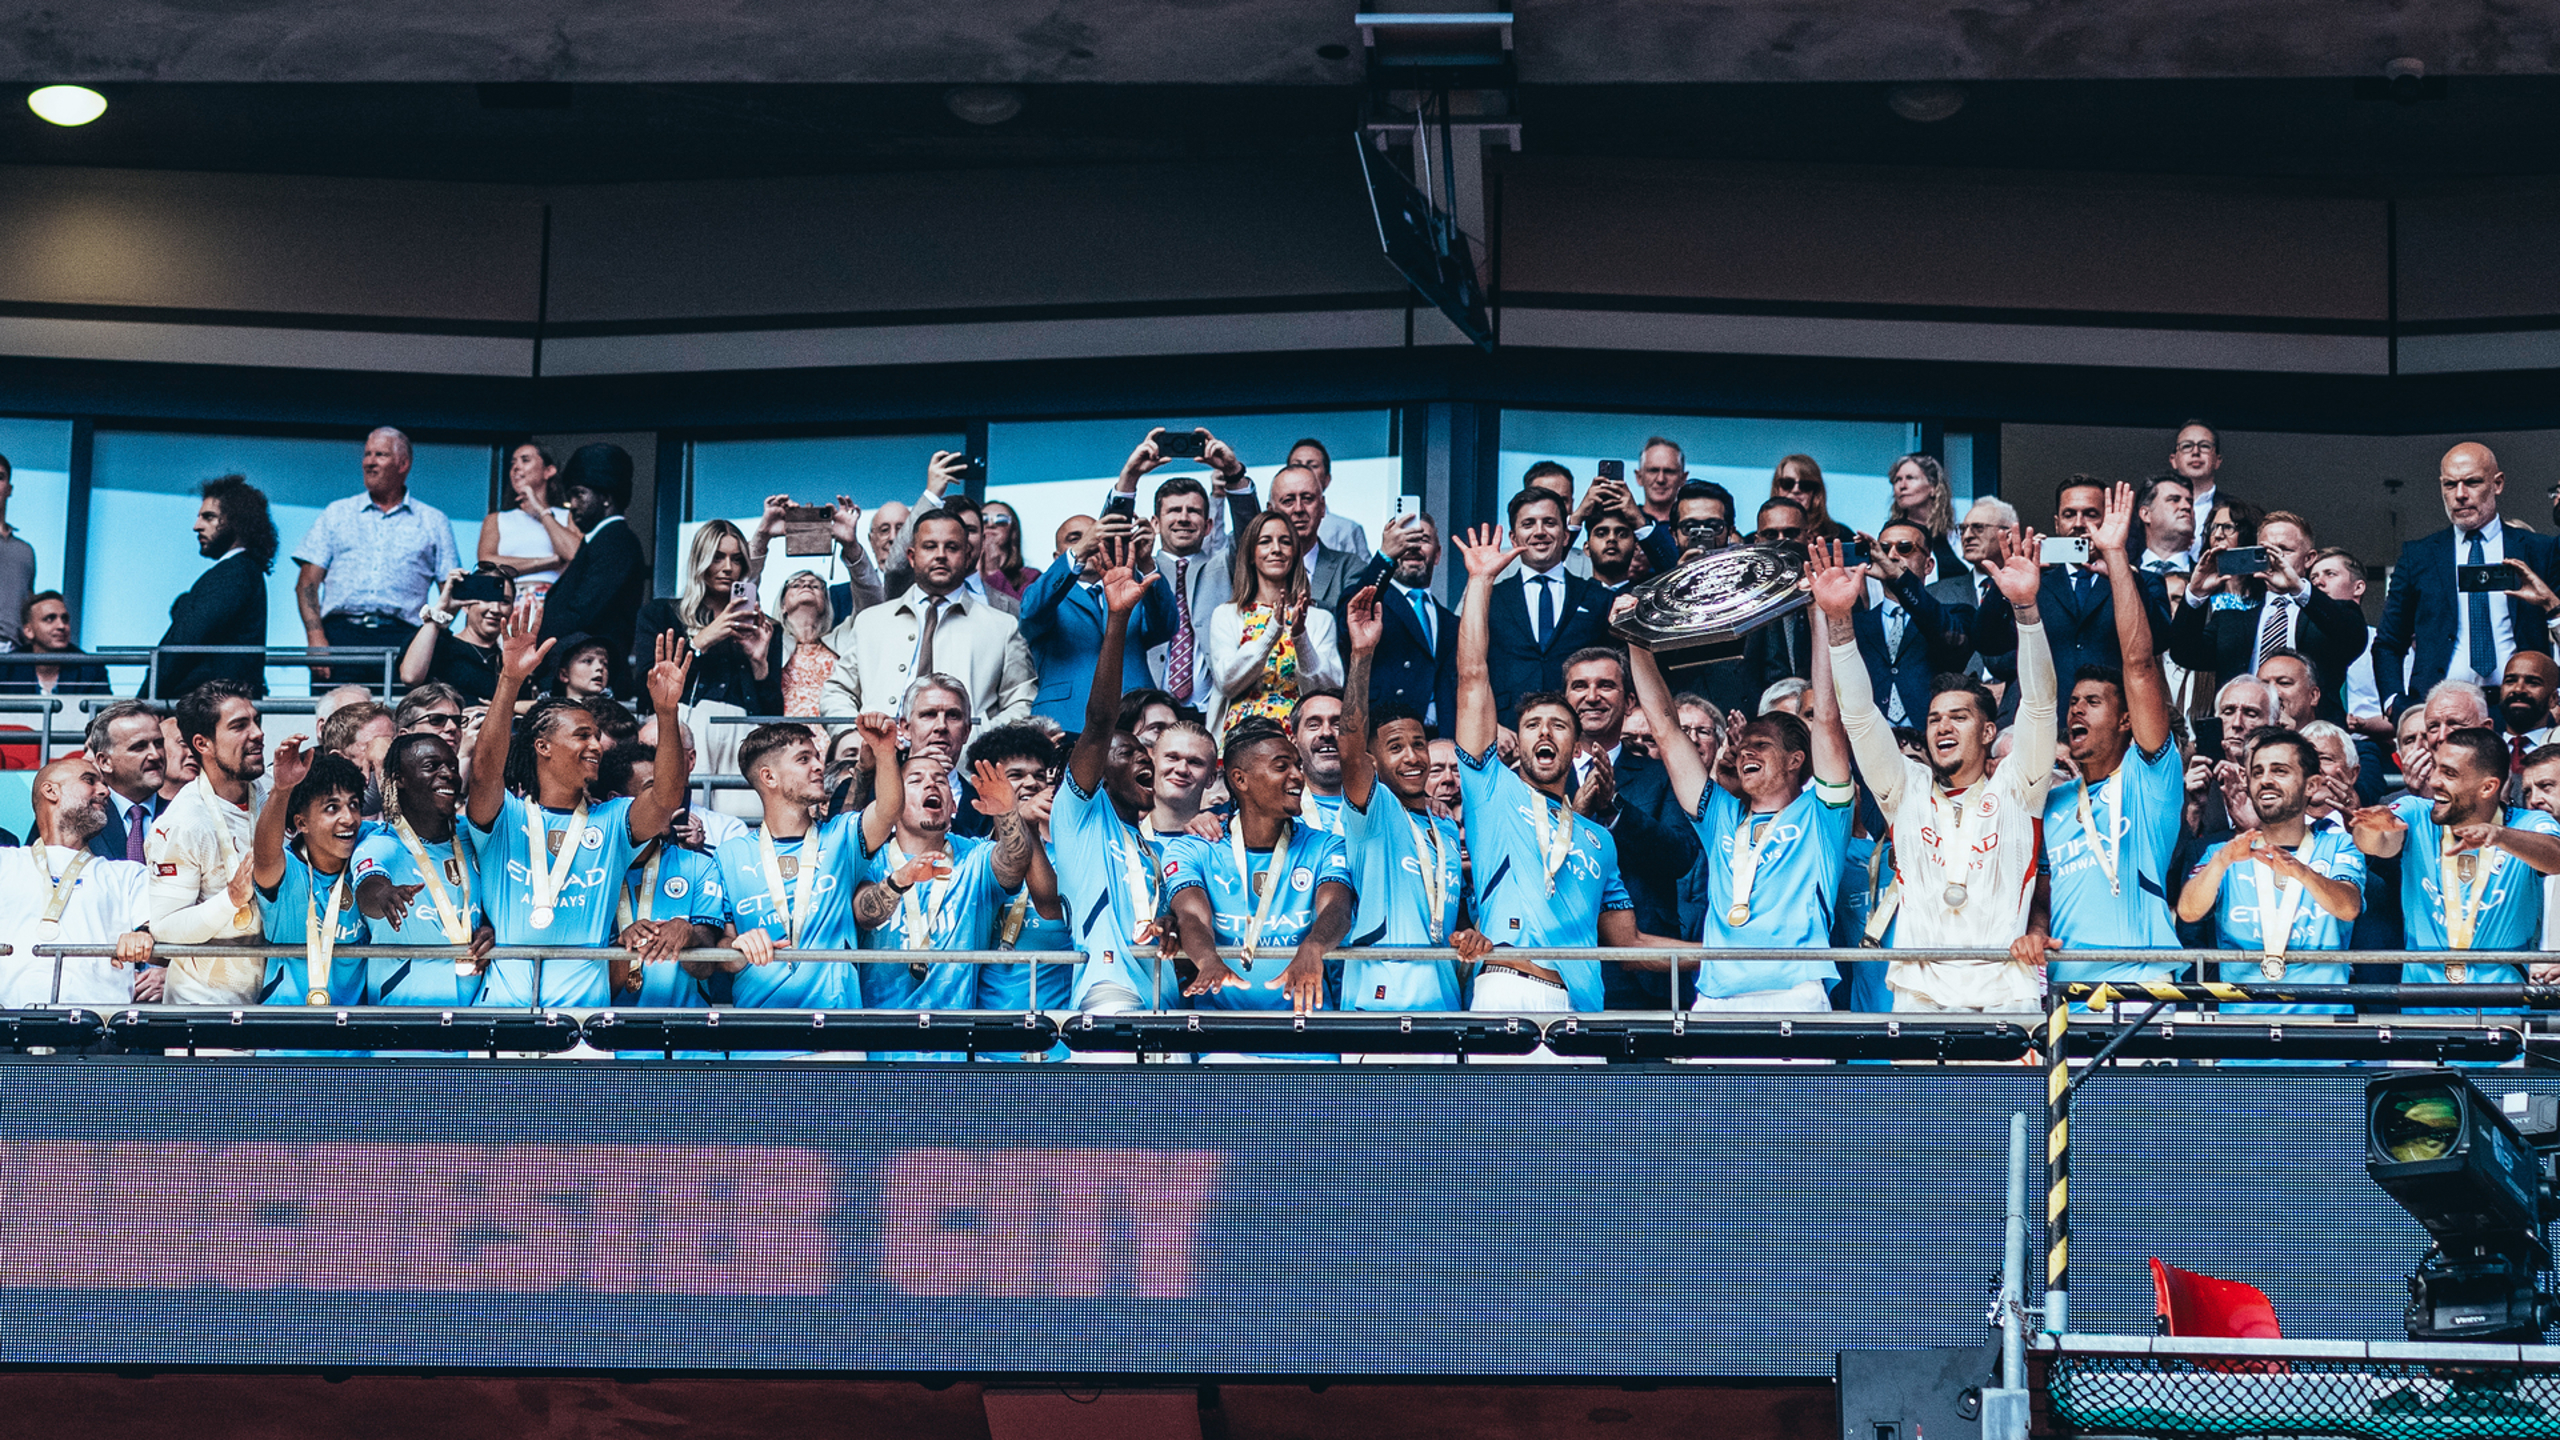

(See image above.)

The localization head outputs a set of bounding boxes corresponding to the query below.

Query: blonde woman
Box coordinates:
[633,520,781,713]
[1205,510,1342,736]
[1887,452,1964,577]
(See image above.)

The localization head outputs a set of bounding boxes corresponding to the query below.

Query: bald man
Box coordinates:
[2374,441,2560,715]
[0,755,159,1007]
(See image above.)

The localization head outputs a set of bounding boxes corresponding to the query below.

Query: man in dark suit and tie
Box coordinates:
[154,475,276,700]
[1018,516,1178,731]
[2372,441,2560,717]
[1486,487,1613,727]
[2167,508,2366,722]
[1563,643,1703,1003]
[537,444,652,696]
[1971,478,2173,693]
[82,700,169,863]
[1340,510,1457,732]
[1845,519,1978,726]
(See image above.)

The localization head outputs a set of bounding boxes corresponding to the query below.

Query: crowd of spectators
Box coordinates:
[4,418,2558,1055]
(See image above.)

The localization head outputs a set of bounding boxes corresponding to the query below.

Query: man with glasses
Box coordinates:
[394,683,466,739]
[2167,421,2224,566]
[1633,437,1689,529]
[1635,480,1738,574]
[1840,519,1977,727]
[1953,499,2020,604]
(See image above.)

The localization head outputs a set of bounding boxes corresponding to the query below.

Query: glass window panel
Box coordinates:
[986,412,1396,574]
[1498,410,1919,536]
[87,430,491,696]
[0,418,75,617]
[685,432,966,610]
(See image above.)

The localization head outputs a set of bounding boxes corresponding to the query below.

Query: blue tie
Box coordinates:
[1408,587,1435,654]
[1534,575,1557,648]
[2467,531,2497,682]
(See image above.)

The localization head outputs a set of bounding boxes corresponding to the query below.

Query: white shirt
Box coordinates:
[697,809,749,852]
[144,773,269,1003]
[1572,741,1624,789]
[0,845,154,1007]
[1519,561,1572,644]
[2448,516,2517,687]
[2178,482,2219,566]
[818,586,1037,727]
[2344,636,2383,722]
[2139,548,2192,574]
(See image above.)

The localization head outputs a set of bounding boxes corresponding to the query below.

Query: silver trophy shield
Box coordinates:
[1609,543,1810,657]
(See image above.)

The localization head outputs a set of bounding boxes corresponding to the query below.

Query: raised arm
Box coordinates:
[625,630,697,841]
[398,581,454,686]
[467,601,553,830]
[1067,534,1158,796]
[1803,604,1854,788]
[856,713,904,854]
[1619,612,1710,818]
[970,760,1038,891]
[1339,584,1384,809]
[1807,538,1910,813]
[1451,525,1521,761]
[2090,482,2172,756]
[253,737,312,891]
[1990,527,2061,795]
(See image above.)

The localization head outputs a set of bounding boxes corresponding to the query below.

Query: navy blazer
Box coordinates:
[1340,553,1457,732]
[1486,567,1614,726]
[1017,551,1178,730]
[155,549,269,699]
[1848,573,1977,724]
[2372,523,2560,710]
[2167,588,2368,722]
[1972,566,2173,690]
[87,789,168,862]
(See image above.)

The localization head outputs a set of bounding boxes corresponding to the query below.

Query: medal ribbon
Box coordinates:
[757,828,821,947]
[524,800,589,920]
[1406,806,1449,943]
[1124,819,1163,935]
[617,839,663,932]
[1727,809,1786,921]
[394,819,472,943]
[2073,772,2122,897]
[2444,840,2501,951]
[2251,833,2322,959]
[1228,823,1298,963]
[305,867,347,1006]
[1924,785,1978,901]
[32,848,90,934]
[891,842,958,951]
[1531,791,1572,895]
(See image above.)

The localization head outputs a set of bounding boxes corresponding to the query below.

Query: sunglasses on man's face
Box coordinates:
[1677,518,1730,537]
[1760,525,1805,542]
[413,712,464,732]
[1877,540,1923,557]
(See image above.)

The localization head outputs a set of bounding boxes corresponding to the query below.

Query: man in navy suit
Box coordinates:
[1563,644,1703,1002]
[1972,478,2173,693]
[1486,487,1613,727]
[2167,507,2366,722]
[2372,442,2560,716]
[1843,519,1978,726]
[1339,510,1457,732]
[1017,514,1178,731]
[82,700,169,863]
[155,475,276,700]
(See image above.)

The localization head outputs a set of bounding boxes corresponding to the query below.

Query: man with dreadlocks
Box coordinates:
[352,729,496,1006]
[465,602,694,1008]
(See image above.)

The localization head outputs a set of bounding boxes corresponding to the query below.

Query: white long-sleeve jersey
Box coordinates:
[144,774,268,1004]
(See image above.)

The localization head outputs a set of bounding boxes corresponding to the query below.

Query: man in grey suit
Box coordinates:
[1271,464,1362,613]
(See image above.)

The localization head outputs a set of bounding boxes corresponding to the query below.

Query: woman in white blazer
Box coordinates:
[1205,510,1342,737]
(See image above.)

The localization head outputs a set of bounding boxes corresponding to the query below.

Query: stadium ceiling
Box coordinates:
[5,0,2552,85]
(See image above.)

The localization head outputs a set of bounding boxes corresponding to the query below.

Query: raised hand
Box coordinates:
[1344,585,1384,656]
[828,494,864,547]
[757,493,792,539]
[1096,535,1158,615]
[2090,481,2135,558]
[1990,527,2048,609]
[1454,524,1519,580]
[645,628,694,714]
[893,851,955,888]
[1805,535,1867,621]
[499,598,555,682]
[969,758,1019,817]
[924,449,966,498]
[269,734,313,795]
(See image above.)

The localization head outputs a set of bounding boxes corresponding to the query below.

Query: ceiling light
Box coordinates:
[27,85,106,127]
[944,86,1024,126]
[1886,83,1966,123]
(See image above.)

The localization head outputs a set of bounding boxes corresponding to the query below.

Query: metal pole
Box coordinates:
[2044,993,2070,1335]
[1979,1110,2033,1440]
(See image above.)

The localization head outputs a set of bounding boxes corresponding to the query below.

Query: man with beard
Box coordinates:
[1339,586,1486,1023]
[1165,718,1356,1039]
[1054,535,1178,1014]
[146,681,270,1003]
[465,611,694,1009]
[2017,483,2186,985]
[0,754,158,1007]
[1342,512,1457,730]
[2499,650,2560,761]
[156,476,278,699]
[354,731,497,1006]
[1102,431,1260,704]
[1292,688,1346,834]
[1818,526,2058,1012]
[2353,726,2560,1001]
[1452,524,1684,1038]
[2179,728,2363,1014]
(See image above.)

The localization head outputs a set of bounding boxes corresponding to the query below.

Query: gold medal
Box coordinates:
[547,830,565,855]
[1725,902,1750,927]
[2446,961,2469,984]
[305,985,329,1006]
[779,855,800,879]
[444,857,465,886]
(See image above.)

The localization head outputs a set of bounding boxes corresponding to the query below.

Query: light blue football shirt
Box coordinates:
[859,833,1012,1014]
[2393,796,2558,986]
[715,814,865,1009]
[349,827,483,1008]
[1456,744,1630,1012]
[462,793,638,1008]
[255,846,370,1007]
[1693,784,1847,999]
[1162,820,1355,1014]
[1339,790,1463,1012]
[617,842,728,1010]
[2046,741,2186,981]
[1051,771,1178,1008]
[2201,820,2364,1013]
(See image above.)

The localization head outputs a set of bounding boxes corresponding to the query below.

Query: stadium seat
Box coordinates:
[2150,1257,2284,1339]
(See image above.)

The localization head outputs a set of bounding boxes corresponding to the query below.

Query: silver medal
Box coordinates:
[2259,958,2285,982]
[1943,883,1968,909]
[530,905,555,930]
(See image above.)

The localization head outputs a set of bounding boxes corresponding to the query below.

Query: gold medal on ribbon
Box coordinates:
[1725,903,1750,926]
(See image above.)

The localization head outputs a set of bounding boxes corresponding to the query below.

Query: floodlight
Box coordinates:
[27,86,106,127]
